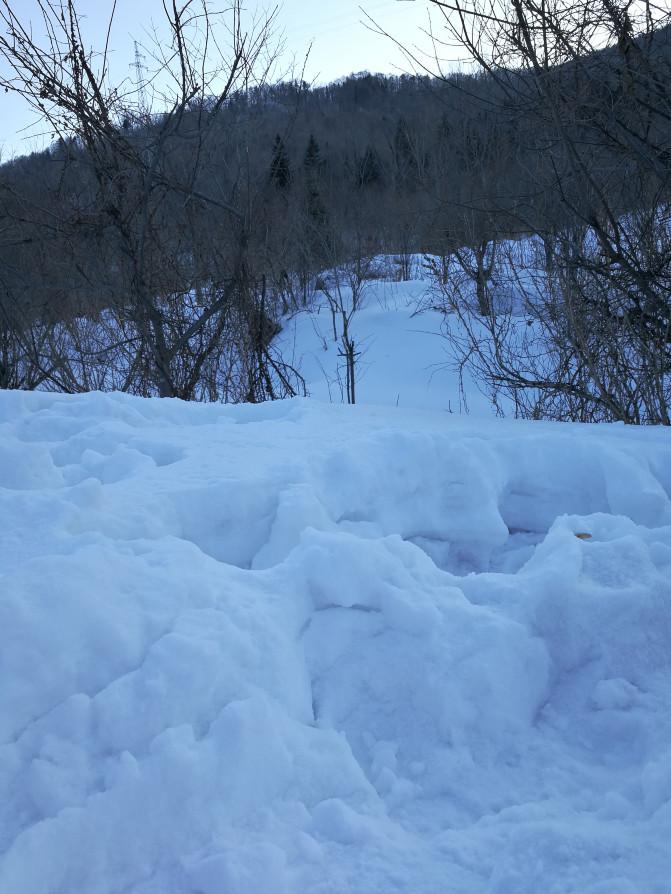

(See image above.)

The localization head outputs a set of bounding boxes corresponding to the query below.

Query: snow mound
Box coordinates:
[1,390,671,893]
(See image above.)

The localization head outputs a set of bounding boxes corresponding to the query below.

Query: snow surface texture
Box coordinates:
[2,389,671,893]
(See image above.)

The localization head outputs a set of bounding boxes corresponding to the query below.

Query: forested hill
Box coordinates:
[0,69,521,323]
[2,18,670,324]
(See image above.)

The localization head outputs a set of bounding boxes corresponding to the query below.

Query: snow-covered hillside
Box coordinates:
[278,274,496,415]
[2,386,671,893]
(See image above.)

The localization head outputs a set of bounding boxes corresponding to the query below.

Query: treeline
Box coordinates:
[0,69,539,321]
[7,43,668,320]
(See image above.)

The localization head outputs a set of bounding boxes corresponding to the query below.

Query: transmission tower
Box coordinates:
[132,41,149,120]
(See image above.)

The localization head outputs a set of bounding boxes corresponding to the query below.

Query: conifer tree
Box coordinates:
[270,134,291,190]
[303,134,322,174]
[356,145,383,189]
[393,117,418,192]
[303,134,327,227]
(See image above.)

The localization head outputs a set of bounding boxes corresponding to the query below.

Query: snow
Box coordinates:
[278,276,497,414]
[1,380,670,893]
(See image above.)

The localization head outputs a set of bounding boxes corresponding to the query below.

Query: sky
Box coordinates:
[0,0,440,159]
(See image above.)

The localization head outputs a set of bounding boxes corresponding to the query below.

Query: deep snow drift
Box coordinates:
[1,386,671,893]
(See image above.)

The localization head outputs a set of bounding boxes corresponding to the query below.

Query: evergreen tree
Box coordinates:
[270,134,291,190]
[393,117,419,192]
[303,135,327,227]
[437,112,452,146]
[355,145,383,189]
[303,134,322,174]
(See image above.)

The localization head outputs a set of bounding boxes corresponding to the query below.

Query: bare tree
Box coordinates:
[0,0,304,401]
[319,252,374,405]
[416,0,671,423]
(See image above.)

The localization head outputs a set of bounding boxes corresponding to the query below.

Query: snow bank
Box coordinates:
[1,389,671,893]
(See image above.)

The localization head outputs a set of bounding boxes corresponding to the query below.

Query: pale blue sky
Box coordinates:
[1,0,439,159]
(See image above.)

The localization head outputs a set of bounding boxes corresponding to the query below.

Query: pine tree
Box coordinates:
[303,135,327,227]
[356,145,383,189]
[270,134,291,190]
[437,112,451,146]
[393,117,418,192]
[303,134,322,174]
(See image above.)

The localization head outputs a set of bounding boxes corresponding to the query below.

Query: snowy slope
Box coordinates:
[278,277,497,414]
[2,388,671,893]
